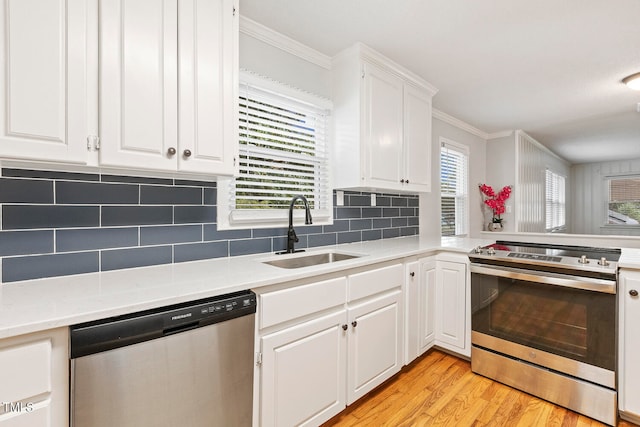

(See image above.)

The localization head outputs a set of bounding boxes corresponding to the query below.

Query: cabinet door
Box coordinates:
[405,261,420,364]
[404,83,432,192]
[435,261,466,351]
[177,0,237,175]
[347,290,403,404]
[363,62,403,188]
[619,271,640,420]
[260,311,347,427]
[0,0,88,163]
[419,258,436,353]
[0,328,68,427]
[100,0,178,170]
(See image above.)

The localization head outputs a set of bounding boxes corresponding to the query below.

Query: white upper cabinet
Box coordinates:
[0,0,237,176]
[332,43,437,193]
[100,0,238,175]
[404,83,433,191]
[0,0,89,163]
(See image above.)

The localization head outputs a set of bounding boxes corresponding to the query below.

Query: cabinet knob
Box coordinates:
[410,272,415,277]
[183,149,192,158]
[351,321,358,328]
[400,179,405,183]
[342,324,348,331]
[406,179,409,184]
[167,147,177,156]
[630,289,639,297]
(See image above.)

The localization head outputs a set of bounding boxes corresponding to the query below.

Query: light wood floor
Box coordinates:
[322,349,638,427]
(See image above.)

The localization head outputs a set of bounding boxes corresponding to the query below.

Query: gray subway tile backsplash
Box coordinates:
[101,246,173,271]
[3,205,100,230]
[56,181,139,205]
[0,230,54,256]
[2,251,99,282]
[0,178,54,203]
[140,225,203,245]
[101,206,174,226]
[56,228,139,252]
[140,185,203,205]
[0,169,419,282]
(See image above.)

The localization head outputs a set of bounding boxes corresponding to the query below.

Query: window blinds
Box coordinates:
[545,169,566,231]
[234,82,330,212]
[440,141,469,236]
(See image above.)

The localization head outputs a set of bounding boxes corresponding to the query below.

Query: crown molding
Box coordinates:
[239,16,332,70]
[432,108,489,139]
[486,130,514,139]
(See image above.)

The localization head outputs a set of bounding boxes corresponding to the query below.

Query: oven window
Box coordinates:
[472,272,616,371]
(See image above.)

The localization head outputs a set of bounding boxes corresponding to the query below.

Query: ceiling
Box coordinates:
[239,0,640,164]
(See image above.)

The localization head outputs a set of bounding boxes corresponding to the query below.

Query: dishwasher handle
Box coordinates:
[71,290,256,359]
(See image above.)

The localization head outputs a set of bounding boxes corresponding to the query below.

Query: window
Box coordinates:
[217,72,332,229]
[607,176,640,225]
[440,139,469,236]
[545,169,566,231]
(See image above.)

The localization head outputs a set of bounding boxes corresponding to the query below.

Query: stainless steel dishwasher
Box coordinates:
[70,290,256,427]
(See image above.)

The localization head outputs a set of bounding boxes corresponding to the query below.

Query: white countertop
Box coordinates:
[0,236,490,340]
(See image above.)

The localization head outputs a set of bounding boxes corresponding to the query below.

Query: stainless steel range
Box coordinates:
[469,241,620,426]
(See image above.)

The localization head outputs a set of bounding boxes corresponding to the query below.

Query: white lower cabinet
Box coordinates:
[255,262,404,426]
[0,328,68,427]
[618,269,640,424]
[434,259,468,354]
[260,310,347,427]
[405,254,469,365]
[347,290,403,404]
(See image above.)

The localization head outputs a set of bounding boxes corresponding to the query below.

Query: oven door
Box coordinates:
[471,263,616,387]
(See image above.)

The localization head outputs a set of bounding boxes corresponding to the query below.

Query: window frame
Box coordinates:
[545,168,566,232]
[604,174,640,228]
[440,137,469,237]
[217,71,333,230]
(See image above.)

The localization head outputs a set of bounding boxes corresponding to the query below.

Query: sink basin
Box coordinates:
[263,252,362,269]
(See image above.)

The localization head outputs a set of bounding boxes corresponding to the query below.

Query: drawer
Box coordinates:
[0,403,49,426]
[260,277,347,329]
[348,264,403,302]
[0,339,51,403]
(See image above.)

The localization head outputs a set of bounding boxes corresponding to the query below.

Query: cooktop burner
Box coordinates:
[469,240,621,275]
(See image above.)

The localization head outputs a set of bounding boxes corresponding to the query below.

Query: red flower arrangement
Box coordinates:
[479,184,512,223]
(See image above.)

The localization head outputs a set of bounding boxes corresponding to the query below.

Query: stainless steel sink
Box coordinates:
[263,252,362,269]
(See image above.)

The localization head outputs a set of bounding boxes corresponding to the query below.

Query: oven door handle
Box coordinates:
[470,264,617,294]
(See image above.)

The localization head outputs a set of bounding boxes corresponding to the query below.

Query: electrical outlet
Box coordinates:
[336,190,344,206]
[371,193,376,206]
[506,205,512,214]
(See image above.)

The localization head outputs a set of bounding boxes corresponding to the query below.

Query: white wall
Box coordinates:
[572,158,640,236]
[421,117,487,239]
[485,133,516,232]
[486,131,570,234]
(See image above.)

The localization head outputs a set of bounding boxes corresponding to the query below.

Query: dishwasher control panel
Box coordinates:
[163,292,257,329]
[70,290,257,358]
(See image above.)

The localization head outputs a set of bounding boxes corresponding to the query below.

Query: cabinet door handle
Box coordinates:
[406,179,409,184]
[183,149,192,158]
[410,272,415,277]
[351,321,358,328]
[630,289,639,297]
[167,147,177,156]
[342,324,348,331]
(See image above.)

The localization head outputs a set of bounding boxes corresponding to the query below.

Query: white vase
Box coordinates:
[488,222,503,232]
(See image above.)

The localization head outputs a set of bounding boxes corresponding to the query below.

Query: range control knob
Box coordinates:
[598,257,609,266]
[487,247,496,255]
[578,255,589,264]
[474,246,482,254]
